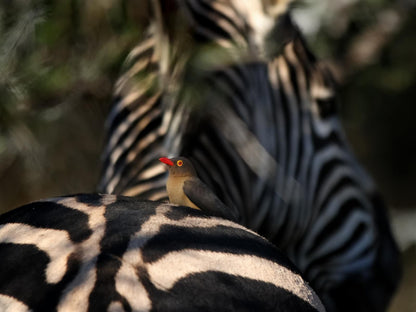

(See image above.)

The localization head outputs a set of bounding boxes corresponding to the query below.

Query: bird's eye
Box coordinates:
[177,160,183,167]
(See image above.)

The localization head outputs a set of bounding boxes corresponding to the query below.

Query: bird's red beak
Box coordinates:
[159,157,174,166]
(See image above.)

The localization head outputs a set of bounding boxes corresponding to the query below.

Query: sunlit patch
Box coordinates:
[0,223,76,284]
[177,160,183,167]
[0,295,30,312]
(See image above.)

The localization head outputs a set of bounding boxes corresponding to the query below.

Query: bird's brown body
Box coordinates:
[166,176,200,210]
[159,157,238,221]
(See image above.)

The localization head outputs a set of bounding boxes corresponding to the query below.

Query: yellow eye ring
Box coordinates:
[177,160,183,167]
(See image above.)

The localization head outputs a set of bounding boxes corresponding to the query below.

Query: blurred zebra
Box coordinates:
[99,1,401,311]
[0,194,325,312]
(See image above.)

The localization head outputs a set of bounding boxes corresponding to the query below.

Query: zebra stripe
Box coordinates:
[0,194,325,311]
[99,1,400,311]
[99,29,168,201]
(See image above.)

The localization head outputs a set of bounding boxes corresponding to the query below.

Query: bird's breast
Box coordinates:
[166,176,200,210]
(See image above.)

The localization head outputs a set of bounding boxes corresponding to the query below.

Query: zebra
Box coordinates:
[98,1,401,311]
[0,194,325,311]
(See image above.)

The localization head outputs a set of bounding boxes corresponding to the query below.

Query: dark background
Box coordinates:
[0,1,414,310]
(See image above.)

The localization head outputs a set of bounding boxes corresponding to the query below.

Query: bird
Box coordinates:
[159,156,238,222]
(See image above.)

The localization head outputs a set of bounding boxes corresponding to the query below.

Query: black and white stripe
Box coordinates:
[0,194,325,311]
[99,1,400,311]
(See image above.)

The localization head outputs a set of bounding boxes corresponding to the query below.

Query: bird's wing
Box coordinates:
[183,178,239,222]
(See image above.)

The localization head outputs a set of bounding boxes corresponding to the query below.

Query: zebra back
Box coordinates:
[0,194,325,311]
[99,1,400,310]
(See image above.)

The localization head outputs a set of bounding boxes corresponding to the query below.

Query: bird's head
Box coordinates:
[159,157,197,177]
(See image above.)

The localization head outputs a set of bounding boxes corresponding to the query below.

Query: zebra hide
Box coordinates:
[0,194,325,312]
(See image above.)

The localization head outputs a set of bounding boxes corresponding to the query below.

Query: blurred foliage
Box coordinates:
[340,12,416,207]
[0,0,149,210]
[0,1,415,311]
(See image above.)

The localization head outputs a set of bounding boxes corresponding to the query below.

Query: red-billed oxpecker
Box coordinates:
[159,157,238,222]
